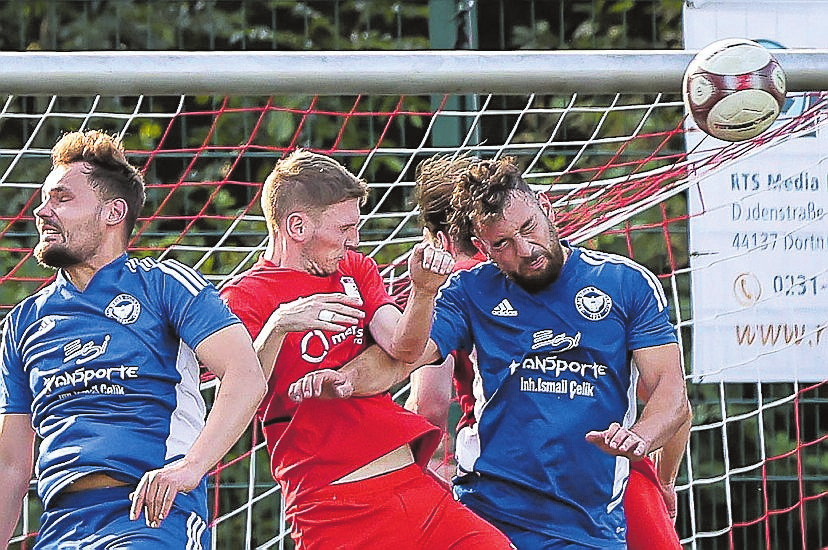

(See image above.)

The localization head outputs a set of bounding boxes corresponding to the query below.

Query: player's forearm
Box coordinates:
[632,385,692,456]
[388,287,438,363]
[404,360,453,428]
[338,344,417,396]
[253,316,288,380]
[654,410,691,486]
[183,364,266,476]
[0,470,30,548]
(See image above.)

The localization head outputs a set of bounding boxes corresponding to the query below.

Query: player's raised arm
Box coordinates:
[0,414,35,548]
[381,237,453,363]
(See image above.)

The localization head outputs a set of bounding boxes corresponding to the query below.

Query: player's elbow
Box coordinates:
[226,355,269,406]
[248,364,269,404]
[388,343,424,365]
[677,396,693,428]
[668,392,692,437]
[414,401,449,429]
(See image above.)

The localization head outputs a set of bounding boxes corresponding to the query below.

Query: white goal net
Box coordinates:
[1,51,827,550]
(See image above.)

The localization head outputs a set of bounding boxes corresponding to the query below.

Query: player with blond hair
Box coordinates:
[220,149,513,549]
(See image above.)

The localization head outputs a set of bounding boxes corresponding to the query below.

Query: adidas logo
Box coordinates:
[491,298,518,317]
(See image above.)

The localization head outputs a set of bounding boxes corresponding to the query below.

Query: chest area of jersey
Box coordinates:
[21,294,172,394]
[470,284,627,394]
[475,281,623,351]
[275,276,370,367]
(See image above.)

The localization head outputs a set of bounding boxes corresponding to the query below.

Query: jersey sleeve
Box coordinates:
[157,259,241,350]
[430,274,473,360]
[0,313,32,414]
[624,265,678,350]
[220,282,268,340]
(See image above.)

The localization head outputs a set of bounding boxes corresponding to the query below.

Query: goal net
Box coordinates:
[2,51,826,550]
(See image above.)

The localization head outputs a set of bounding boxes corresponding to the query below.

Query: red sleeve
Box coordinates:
[220,281,268,340]
[344,251,398,324]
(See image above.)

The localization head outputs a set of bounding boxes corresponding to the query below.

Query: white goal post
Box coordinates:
[1,50,828,95]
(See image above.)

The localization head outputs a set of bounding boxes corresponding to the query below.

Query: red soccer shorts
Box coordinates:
[625,457,682,550]
[286,463,514,550]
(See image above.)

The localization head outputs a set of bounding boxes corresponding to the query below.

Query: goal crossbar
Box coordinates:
[1,50,827,96]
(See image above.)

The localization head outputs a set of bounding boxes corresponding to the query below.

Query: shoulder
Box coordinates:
[6,284,56,323]
[450,260,498,285]
[439,261,499,300]
[341,249,379,272]
[123,256,210,296]
[220,264,263,292]
[574,248,659,282]
[573,247,668,308]
[340,250,383,286]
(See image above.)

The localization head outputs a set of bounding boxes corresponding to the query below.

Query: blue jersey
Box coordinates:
[0,254,239,508]
[430,245,677,548]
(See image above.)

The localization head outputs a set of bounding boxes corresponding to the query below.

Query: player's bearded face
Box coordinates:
[509,219,565,291]
[34,164,106,270]
[477,193,566,292]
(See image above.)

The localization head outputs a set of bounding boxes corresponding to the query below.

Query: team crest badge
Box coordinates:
[105,294,141,325]
[574,286,612,321]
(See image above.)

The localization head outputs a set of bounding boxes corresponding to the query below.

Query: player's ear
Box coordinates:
[104,198,128,226]
[285,211,308,241]
[471,236,489,259]
[537,192,555,223]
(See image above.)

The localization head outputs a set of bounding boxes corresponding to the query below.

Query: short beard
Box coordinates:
[35,243,83,270]
[508,249,563,292]
[508,236,566,292]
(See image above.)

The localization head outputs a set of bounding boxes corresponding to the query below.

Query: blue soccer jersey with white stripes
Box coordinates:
[0,254,240,508]
[430,244,677,548]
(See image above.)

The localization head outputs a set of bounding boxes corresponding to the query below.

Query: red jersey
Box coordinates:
[221,250,440,508]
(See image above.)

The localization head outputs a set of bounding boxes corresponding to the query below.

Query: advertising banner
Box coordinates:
[685,0,827,381]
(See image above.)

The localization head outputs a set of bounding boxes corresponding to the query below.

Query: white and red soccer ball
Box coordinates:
[683,38,787,142]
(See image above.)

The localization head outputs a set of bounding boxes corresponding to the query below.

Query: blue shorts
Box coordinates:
[35,484,210,550]
[463,504,625,550]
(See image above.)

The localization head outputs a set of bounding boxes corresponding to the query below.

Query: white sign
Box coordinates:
[685,1,828,382]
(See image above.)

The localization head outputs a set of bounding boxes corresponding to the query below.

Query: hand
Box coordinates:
[288,369,355,402]
[584,422,650,460]
[268,293,364,333]
[408,231,454,295]
[129,458,203,528]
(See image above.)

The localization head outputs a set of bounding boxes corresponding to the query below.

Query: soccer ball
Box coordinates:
[683,38,786,142]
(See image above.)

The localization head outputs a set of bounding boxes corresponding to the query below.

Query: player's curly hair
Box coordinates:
[414,153,478,257]
[262,148,368,229]
[51,130,146,235]
[449,156,534,239]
